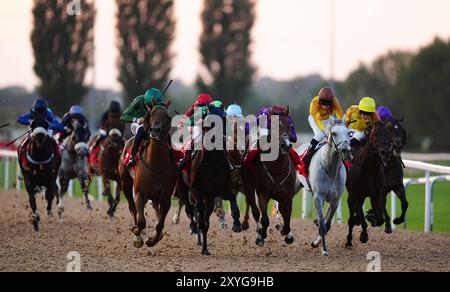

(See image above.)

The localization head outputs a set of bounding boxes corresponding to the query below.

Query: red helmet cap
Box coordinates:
[196,93,213,105]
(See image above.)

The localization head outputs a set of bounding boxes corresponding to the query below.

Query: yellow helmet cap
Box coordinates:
[359,97,376,113]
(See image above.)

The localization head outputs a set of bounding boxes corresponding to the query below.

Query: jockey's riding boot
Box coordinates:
[178,154,187,170]
[127,126,146,168]
[224,152,234,171]
[303,139,319,167]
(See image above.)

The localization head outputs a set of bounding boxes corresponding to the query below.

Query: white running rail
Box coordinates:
[0,149,104,201]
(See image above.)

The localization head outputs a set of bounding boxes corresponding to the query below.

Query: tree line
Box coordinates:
[30,0,450,151]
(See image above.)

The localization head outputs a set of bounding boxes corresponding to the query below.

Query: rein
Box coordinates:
[261,157,292,187]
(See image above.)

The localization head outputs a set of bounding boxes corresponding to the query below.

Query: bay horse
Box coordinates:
[367,118,409,233]
[246,110,302,246]
[18,120,61,232]
[88,128,125,219]
[58,120,91,221]
[346,121,391,247]
[121,102,177,249]
[298,121,353,256]
[189,112,242,255]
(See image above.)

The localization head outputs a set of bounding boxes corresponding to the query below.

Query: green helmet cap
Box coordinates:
[210,100,223,108]
[144,88,163,105]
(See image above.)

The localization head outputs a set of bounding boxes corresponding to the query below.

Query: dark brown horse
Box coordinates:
[119,102,177,248]
[346,122,392,247]
[189,113,242,255]
[244,111,301,246]
[18,120,61,232]
[368,118,409,233]
[88,128,125,219]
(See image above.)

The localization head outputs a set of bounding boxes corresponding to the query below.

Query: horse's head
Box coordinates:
[148,100,172,141]
[369,122,392,165]
[71,121,89,158]
[386,118,407,157]
[276,107,292,155]
[106,128,125,150]
[326,121,353,161]
[30,126,48,150]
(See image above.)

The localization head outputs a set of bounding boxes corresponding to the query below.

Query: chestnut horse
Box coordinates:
[88,128,125,219]
[346,122,391,247]
[244,110,302,246]
[119,102,177,248]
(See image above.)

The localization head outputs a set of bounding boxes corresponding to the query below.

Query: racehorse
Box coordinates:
[18,120,61,232]
[298,121,352,256]
[189,112,242,255]
[368,118,409,233]
[121,102,178,249]
[245,109,302,246]
[346,122,391,247]
[88,128,125,219]
[58,120,91,221]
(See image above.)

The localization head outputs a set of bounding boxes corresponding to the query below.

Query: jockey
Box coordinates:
[226,104,243,118]
[90,101,125,151]
[17,98,63,161]
[58,105,91,143]
[17,99,64,134]
[377,106,395,122]
[121,88,163,168]
[184,93,214,119]
[302,87,344,167]
[243,106,298,174]
[345,97,381,147]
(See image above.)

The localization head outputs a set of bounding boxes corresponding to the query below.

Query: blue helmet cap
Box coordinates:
[32,99,48,113]
[226,104,243,118]
[70,105,83,115]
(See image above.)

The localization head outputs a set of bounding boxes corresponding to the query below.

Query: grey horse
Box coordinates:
[298,121,352,256]
[57,121,91,221]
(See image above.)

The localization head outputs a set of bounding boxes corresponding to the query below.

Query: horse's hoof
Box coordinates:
[313,219,319,227]
[202,249,211,256]
[275,224,283,232]
[232,224,242,233]
[385,226,393,234]
[255,237,265,247]
[32,222,40,233]
[285,235,295,245]
[321,251,330,257]
[146,235,163,248]
[172,215,180,225]
[47,211,54,217]
[219,221,228,230]
[311,240,320,249]
[133,236,144,249]
[345,241,353,248]
[393,218,404,225]
[241,221,250,231]
[360,232,369,244]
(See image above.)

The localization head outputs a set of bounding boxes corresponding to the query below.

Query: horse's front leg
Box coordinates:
[227,194,242,233]
[173,199,183,225]
[255,194,269,246]
[147,198,170,247]
[45,181,58,217]
[214,197,228,229]
[359,203,369,244]
[200,198,215,256]
[346,198,356,248]
[132,191,146,249]
[278,198,294,245]
[79,172,93,211]
[393,185,409,225]
[312,195,329,256]
[26,182,40,233]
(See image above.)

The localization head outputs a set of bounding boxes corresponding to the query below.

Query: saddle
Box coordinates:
[298,142,327,177]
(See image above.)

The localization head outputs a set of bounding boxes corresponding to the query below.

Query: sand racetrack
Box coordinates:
[0,190,449,272]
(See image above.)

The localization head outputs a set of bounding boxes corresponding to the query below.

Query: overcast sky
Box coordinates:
[1,0,450,91]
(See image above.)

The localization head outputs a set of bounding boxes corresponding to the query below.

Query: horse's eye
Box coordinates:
[332,132,337,136]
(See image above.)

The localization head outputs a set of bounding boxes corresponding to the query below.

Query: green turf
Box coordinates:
[2,158,450,234]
